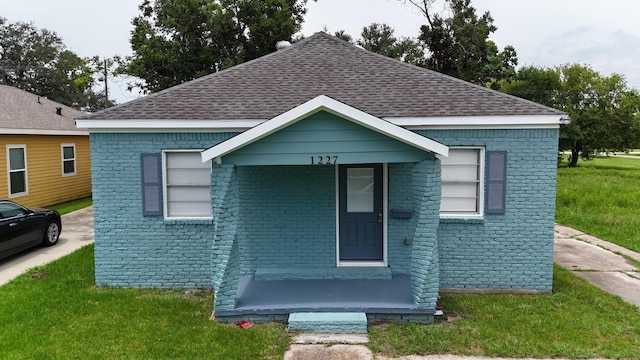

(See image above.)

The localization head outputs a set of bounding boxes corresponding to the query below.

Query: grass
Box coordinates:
[370,266,640,359]
[3,250,639,359]
[47,197,93,215]
[0,246,289,360]
[556,156,640,251]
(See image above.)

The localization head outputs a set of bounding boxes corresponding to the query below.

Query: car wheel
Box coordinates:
[42,221,60,246]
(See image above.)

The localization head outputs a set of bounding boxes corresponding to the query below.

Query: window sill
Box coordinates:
[164,218,213,225]
[439,216,484,225]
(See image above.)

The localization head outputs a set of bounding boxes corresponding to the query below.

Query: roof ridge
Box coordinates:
[79,32,567,121]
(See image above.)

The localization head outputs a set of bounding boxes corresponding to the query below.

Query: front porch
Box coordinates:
[214,274,435,323]
[205,100,447,324]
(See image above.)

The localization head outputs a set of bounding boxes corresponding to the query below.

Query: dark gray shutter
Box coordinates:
[485,151,507,214]
[141,153,162,216]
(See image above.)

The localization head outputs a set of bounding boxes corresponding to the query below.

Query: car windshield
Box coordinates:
[0,202,27,219]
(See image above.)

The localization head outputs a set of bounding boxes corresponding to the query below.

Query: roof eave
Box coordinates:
[0,128,89,136]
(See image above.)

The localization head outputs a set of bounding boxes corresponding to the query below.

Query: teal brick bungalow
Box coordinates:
[76,33,568,323]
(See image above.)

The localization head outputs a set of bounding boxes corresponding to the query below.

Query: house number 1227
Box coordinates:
[311,156,338,165]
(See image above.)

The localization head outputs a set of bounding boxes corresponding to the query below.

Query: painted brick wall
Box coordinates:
[236,165,336,273]
[387,163,417,274]
[91,127,557,293]
[90,132,234,288]
[410,159,441,307]
[210,164,240,309]
[419,128,559,291]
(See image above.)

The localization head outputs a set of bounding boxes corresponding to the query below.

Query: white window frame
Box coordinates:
[437,147,485,217]
[162,150,212,220]
[61,143,76,176]
[6,144,28,198]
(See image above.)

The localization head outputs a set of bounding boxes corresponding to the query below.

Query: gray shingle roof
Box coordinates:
[0,85,86,132]
[81,32,565,121]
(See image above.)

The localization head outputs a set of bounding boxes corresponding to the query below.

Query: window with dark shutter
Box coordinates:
[439,148,482,215]
[141,153,162,216]
[485,151,507,214]
[164,151,212,218]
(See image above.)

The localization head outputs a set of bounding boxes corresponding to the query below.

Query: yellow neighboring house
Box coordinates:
[0,85,91,207]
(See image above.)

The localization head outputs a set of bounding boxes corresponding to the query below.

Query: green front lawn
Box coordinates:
[556,157,640,251]
[0,246,288,360]
[370,265,640,359]
[3,246,640,359]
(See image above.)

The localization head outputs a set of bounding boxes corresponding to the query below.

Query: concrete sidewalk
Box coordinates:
[0,206,94,286]
[554,224,640,307]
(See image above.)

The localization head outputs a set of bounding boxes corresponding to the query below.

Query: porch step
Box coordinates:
[288,312,368,334]
[255,267,391,281]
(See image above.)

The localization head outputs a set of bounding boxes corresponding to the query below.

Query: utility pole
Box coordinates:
[103,58,109,107]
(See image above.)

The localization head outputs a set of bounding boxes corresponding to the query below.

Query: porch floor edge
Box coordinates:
[214,307,436,317]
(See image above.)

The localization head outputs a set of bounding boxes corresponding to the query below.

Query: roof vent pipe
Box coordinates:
[275,40,291,51]
[56,107,62,116]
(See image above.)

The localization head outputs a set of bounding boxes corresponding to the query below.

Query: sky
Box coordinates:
[2,0,640,104]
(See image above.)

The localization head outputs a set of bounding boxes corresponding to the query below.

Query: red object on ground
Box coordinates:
[237,321,254,328]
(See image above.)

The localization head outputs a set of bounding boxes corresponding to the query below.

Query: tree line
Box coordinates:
[0,17,114,112]
[2,0,638,166]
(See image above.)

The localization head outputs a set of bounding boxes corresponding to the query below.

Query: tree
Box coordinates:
[498,66,561,108]
[333,30,353,43]
[401,0,517,85]
[0,17,113,111]
[499,64,640,167]
[357,23,425,65]
[122,0,312,93]
[555,64,640,166]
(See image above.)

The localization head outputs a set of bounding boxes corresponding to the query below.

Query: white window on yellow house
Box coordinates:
[7,145,28,197]
[61,144,76,176]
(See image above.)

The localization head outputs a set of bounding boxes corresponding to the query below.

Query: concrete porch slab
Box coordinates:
[234,274,421,311]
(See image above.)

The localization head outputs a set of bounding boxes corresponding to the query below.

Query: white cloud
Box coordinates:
[529,27,640,90]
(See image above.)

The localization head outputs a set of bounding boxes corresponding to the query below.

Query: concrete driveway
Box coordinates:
[0,206,94,286]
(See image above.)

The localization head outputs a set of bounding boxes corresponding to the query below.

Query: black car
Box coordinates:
[0,200,61,260]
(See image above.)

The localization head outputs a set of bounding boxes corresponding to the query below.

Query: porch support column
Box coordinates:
[210,164,240,312]
[410,158,441,308]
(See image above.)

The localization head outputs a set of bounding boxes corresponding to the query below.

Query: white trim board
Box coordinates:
[1,128,88,136]
[74,119,262,132]
[75,114,568,133]
[201,95,449,163]
[76,115,567,133]
[388,115,569,128]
